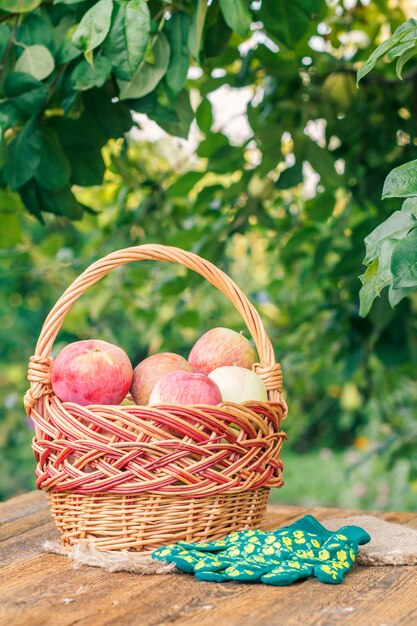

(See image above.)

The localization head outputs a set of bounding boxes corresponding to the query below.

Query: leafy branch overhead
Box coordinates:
[357,20,417,315]
[0,0,323,221]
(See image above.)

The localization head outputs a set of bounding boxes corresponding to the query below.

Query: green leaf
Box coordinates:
[36,185,84,219]
[196,132,245,173]
[275,163,303,190]
[0,189,23,248]
[15,45,55,81]
[383,159,417,198]
[197,132,229,158]
[357,19,417,83]
[72,0,113,53]
[51,118,106,186]
[159,275,187,297]
[18,179,43,222]
[16,14,53,50]
[0,188,24,213]
[203,8,232,59]
[3,72,48,115]
[3,118,42,189]
[356,40,393,84]
[166,171,205,198]
[155,89,193,139]
[306,141,340,187]
[129,86,191,138]
[385,40,416,62]
[55,15,82,62]
[164,12,190,96]
[260,0,323,47]
[0,211,21,248]
[390,228,417,289]
[196,98,213,133]
[359,240,395,317]
[396,46,417,79]
[306,191,335,221]
[0,24,11,60]
[388,284,415,307]
[282,226,320,258]
[188,0,207,59]
[71,56,112,90]
[394,18,417,34]
[218,0,251,38]
[401,197,417,211]
[103,0,150,79]
[83,88,133,138]
[0,102,22,129]
[0,0,41,12]
[57,39,83,64]
[118,32,170,100]
[34,127,71,192]
[364,207,417,263]
[322,72,356,110]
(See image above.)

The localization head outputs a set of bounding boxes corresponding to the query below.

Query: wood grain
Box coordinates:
[1,491,417,626]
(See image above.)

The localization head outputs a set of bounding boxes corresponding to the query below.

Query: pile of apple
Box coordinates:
[51,327,268,407]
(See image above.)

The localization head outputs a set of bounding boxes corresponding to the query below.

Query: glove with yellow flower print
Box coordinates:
[152,515,370,585]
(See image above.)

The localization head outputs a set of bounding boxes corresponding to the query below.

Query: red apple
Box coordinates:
[188,327,257,375]
[131,352,190,405]
[149,370,222,405]
[208,366,268,403]
[52,339,133,406]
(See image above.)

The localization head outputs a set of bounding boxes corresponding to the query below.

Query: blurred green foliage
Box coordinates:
[1,0,417,509]
[357,18,417,314]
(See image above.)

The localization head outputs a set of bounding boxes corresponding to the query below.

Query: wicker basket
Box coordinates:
[24,244,287,553]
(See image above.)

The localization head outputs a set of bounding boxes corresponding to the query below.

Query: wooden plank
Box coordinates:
[0,491,47,525]
[3,555,417,626]
[1,508,52,543]
[1,492,417,626]
[0,514,57,567]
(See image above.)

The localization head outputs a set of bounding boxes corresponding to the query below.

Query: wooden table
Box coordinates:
[1,492,417,626]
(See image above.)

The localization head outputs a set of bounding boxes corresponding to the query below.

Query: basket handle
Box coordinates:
[25,244,283,409]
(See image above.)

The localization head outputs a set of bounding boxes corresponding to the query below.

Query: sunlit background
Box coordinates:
[1,0,416,509]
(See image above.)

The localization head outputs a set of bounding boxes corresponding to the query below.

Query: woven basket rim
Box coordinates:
[24,244,287,502]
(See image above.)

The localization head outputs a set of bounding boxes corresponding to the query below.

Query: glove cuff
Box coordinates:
[337,525,371,546]
[285,515,334,539]
[284,515,371,546]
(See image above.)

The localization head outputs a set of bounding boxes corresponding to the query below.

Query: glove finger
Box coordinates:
[196,558,274,582]
[195,570,232,582]
[319,539,358,562]
[168,551,208,573]
[193,555,236,573]
[178,539,229,552]
[313,562,347,584]
[153,547,219,573]
[152,544,186,562]
[334,526,371,546]
[314,545,357,585]
[218,562,268,582]
[178,529,265,552]
[261,562,313,586]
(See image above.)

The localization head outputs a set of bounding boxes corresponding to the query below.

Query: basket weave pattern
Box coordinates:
[24,245,287,552]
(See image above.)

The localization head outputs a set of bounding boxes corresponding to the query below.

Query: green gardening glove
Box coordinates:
[152,515,370,585]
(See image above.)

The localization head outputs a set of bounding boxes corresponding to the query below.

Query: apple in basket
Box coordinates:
[189,327,257,374]
[149,370,222,405]
[130,352,190,405]
[51,339,133,406]
[208,366,267,403]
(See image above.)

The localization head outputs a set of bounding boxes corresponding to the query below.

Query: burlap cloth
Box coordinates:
[43,515,417,574]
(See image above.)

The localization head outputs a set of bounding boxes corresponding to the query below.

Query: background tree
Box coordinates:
[1,0,416,509]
